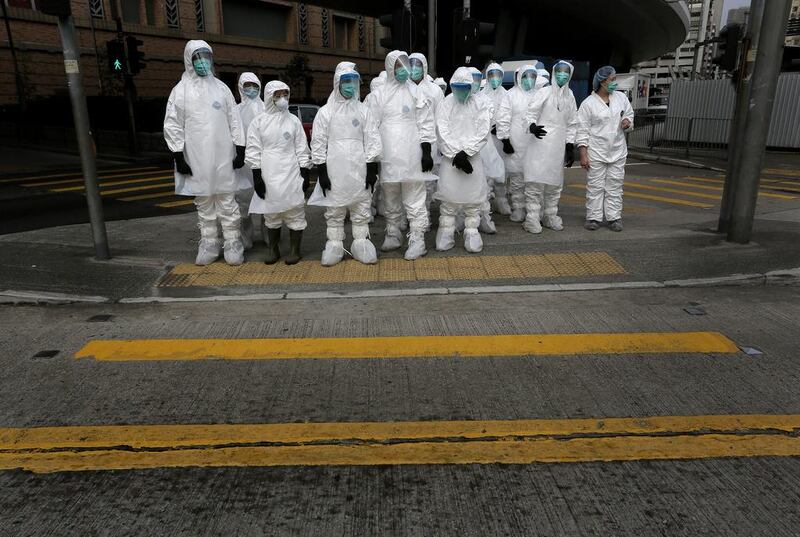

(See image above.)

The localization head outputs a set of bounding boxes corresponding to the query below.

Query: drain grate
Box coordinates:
[32,350,59,359]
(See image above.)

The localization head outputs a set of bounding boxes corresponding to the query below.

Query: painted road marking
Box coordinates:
[683,176,782,186]
[23,169,172,188]
[100,182,175,196]
[0,166,162,184]
[156,199,195,208]
[2,414,798,473]
[764,168,800,178]
[661,178,797,199]
[74,332,739,361]
[51,175,173,192]
[119,190,178,202]
[158,252,626,287]
[625,181,724,201]
[567,184,713,208]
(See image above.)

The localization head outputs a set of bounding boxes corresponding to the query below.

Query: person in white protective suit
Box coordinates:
[364,72,387,220]
[434,77,447,95]
[246,80,311,265]
[496,65,539,223]
[468,67,504,235]
[480,62,511,216]
[409,52,444,215]
[576,65,634,232]
[435,67,491,253]
[521,60,578,234]
[367,50,436,261]
[234,72,265,249]
[537,68,551,87]
[163,40,246,266]
[308,62,382,267]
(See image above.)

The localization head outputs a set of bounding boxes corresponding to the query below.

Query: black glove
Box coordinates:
[232,145,245,169]
[491,125,497,136]
[173,152,192,175]
[452,150,473,174]
[502,139,515,154]
[564,143,575,168]
[317,162,331,196]
[253,169,265,199]
[300,167,310,192]
[365,161,379,192]
[420,142,434,173]
[529,123,548,139]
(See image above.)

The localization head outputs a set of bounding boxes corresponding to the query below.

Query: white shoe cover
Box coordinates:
[196,238,221,266]
[351,238,378,264]
[404,233,427,260]
[510,208,526,222]
[542,215,563,231]
[463,229,483,253]
[381,231,402,251]
[223,239,244,266]
[321,240,345,266]
[523,219,543,234]
[435,226,455,251]
[493,196,512,216]
[479,213,497,235]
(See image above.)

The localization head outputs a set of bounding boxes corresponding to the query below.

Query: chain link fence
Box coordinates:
[628,114,733,159]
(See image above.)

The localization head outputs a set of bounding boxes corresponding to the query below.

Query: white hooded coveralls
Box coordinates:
[435,67,490,250]
[367,50,436,237]
[576,90,634,222]
[523,61,578,229]
[163,40,244,245]
[308,62,382,255]
[245,80,311,230]
[234,72,264,245]
[496,64,541,214]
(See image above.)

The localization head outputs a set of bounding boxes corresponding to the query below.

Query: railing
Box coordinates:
[627,114,733,159]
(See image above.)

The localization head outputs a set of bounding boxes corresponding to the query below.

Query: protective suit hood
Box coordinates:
[263,80,290,115]
[450,67,474,89]
[237,72,260,101]
[515,64,538,89]
[328,61,359,104]
[409,52,429,76]
[485,62,503,78]
[548,60,575,109]
[385,50,410,84]
[182,40,213,83]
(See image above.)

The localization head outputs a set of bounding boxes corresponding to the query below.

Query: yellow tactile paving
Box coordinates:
[157,251,625,288]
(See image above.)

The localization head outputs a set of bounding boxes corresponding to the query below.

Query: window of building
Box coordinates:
[89,0,105,18]
[222,0,288,41]
[121,0,140,23]
[165,0,180,28]
[333,15,355,50]
[144,0,155,24]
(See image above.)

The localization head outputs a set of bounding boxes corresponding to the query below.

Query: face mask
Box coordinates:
[340,82,357,99]
[606,81,618,92]
[411,66,424,82]
[554,72,570,87]
[520,78,533,91]
[489,77,502,89]
[454,90,470,103]
[274,97,289,110]
[243,87,260,99]
[395,67,409,82]
[192,58,212,77]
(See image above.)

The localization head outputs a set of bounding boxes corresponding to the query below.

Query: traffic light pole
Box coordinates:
[116,19,140,156]
[726,0,792,244]
[56,14,110,260]
[427,0,436,74]
[718,0,763,233]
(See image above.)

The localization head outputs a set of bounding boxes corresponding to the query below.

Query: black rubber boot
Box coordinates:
[264,227,281,265]
[285,229,303,265]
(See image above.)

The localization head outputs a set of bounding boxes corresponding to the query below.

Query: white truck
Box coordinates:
[615,73,651,111]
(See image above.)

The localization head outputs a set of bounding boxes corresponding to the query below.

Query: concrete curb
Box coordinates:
[3,268,798,306]
[629,151,726,173]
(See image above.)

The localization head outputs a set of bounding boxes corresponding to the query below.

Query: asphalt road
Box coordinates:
[1,285,799,535]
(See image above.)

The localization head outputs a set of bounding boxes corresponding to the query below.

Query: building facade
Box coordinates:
[0,0,389,106]
[632,0,721,106]
[788,0,800,46]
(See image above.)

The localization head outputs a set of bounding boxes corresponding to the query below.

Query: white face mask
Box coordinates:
[274,97,289,111]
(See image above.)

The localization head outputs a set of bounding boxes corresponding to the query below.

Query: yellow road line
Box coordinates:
[75,332,739,362]
[100,182,175,196]
[764,168,800,178]
[567,184,713,208]
[0,166,162,185]
[625,181,722,200]
[683,176,781,186]
[156,199,195,208]
[119,191,178,202]
[1,414,798,473]
[51,175,173,192]
[653,179,798,200]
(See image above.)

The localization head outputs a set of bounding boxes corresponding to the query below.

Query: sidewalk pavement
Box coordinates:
[2,160,799,304]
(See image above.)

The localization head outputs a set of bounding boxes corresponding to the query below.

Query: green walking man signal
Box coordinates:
[114,59,122,70]
[106,38,126,75]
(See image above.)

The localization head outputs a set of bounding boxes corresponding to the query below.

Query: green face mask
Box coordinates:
[340,82,357,99]
[489,77,502,89]
[193,58,212,77]
[453,89,471,103]
[411,66,424,82]
[395,67,409,82]
[554,71,570,87]
[607,81,618,92]
[520,78,533,91]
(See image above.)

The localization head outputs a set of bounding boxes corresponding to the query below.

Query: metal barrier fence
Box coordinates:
[627,115,733,159]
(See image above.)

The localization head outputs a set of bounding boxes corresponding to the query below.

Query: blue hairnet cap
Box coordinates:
[593,65,616,91]
[535,61,545,70]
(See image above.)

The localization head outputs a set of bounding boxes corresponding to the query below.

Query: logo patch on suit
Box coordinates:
[402,105,411,114]
[352,118,360,127]
[283,131,292,140]
[212,101,222,110]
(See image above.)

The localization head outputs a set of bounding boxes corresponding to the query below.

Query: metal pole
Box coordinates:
[1,0,27,127]
[727,0,792,244]
[718,0,764,232]
[427,0,435,74]
[56,14,110,260]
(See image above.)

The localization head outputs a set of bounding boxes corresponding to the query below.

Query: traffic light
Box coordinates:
[454,14,495,68]
[106,39,126,75]
[38,0,71,17]
[125,35,146,75]
[712,24,742,72]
